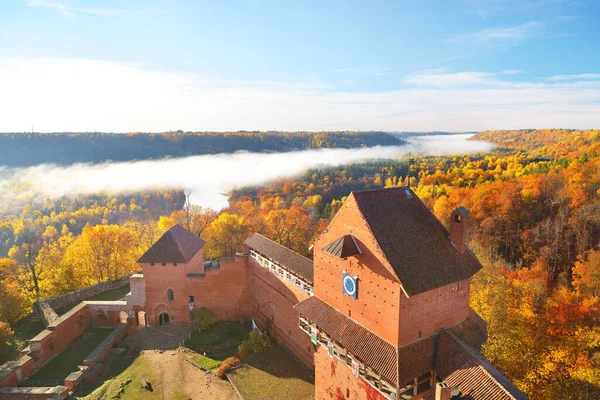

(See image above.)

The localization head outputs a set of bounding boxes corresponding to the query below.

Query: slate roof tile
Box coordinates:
[137,224,205,264]
[245,233,314,282]
[322,234,361,259]
[351,187,482,296]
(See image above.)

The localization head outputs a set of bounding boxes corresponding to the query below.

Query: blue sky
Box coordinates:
[1,0,599,132]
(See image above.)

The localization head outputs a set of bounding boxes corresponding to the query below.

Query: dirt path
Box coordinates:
[145,351,238,399]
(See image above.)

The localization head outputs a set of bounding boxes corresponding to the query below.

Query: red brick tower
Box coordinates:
[295,187,518,400]
[136,224,206,326]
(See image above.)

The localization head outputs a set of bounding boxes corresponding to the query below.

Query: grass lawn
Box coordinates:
[189,353,222,370]
[79,353,168,400]
[79,351,236,400]
[184,321,249,357]
[228,346,315,400]
[23,328,112,386]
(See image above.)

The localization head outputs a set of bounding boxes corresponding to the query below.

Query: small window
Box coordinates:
[173,263,177,266]
[167,288,174,301]
[150,263,155,266]
[458,281,463,291]
[454,214,461,223]
[346,388,350,398]
[162,263,166,267]
[189,295,194,303]
[348,310,352,317]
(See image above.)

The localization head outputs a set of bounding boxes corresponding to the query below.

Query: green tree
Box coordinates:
[194,307,216,331]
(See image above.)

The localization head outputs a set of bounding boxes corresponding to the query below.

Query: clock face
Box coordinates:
[343,274,357,298]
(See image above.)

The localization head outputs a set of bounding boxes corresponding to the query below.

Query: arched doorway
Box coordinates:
[138,311,148,327]
[119,311,129,324]
[158,312,170,325]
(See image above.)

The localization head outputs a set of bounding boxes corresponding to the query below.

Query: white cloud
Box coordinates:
[28,0,133,18]
[545,73,600,81]
[330,67,393,76]
[401,71,498,88]
[448,21,544,47]
[501,69,522,74]
[1,57,600,133]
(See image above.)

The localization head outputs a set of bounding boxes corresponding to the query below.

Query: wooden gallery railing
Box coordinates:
[298,316,433,399]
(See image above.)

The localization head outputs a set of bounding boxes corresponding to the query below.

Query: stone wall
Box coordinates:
[36,302,59,327]
[0,386,69,400]
[32,275,131,319]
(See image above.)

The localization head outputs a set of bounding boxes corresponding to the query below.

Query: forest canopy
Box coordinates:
[0,128,599,398]
[0,130,402,167]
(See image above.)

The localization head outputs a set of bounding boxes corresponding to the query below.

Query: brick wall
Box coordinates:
[141,254,253,326]
[186,256,253,322]
[29,304,89,370]
[85,301,130,327]
[1,304,90,388]
[250,259,315,366]
[314,347,387,400]
[398,279,470,345]
[313,195,403,346]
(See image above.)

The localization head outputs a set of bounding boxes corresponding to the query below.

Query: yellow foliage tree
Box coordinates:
[202,213,249,260]
[63,224,141,284]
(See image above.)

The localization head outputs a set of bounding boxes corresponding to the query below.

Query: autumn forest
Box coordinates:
[0,129,599,399]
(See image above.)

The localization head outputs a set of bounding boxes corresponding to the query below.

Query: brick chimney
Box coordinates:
[450,206,469,253]
[435,382,452,400]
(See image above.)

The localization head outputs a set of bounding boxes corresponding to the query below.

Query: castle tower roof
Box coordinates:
[350,187,481,296]
[137,224,205,264]
[322,234,361,259]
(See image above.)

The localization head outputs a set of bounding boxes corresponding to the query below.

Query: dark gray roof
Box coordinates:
[351,187,481,296]
[322,234,361,258]
[245,233,314,282]
[137,224,205,263]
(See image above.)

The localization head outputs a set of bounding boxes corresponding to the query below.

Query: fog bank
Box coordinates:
[0,134,493,210]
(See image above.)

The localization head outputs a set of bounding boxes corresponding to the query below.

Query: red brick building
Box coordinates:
[129,187,527,400]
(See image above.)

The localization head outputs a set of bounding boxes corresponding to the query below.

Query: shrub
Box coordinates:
[237,329,272,357]
[194,307,216,331]
[193,355,222,370]
[216,356,241,378]
[0,321,14,361]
